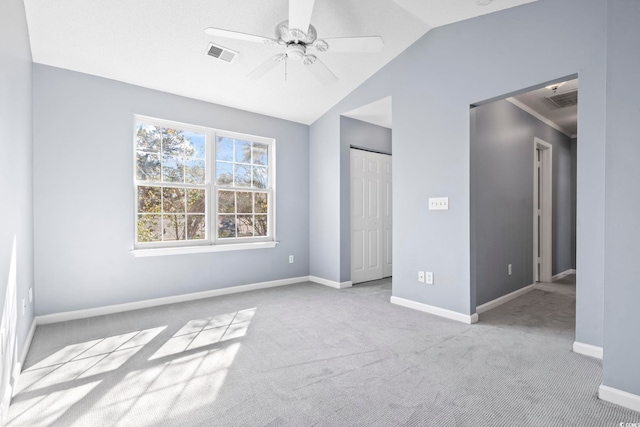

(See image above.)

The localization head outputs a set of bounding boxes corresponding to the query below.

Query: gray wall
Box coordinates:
[340,117,392,155]
[309,114,341,282]
[602,0,640,396]
[0,0,35,411]
[33,65,310,315]
[471,99,572,306]
[310,0,606,349]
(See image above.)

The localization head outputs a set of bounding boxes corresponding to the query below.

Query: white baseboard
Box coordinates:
[572,341,603,359]
[36,276,309,325]
[12,319,37,383]
[309,276,352,289]
[552,269,576,281]
[0,317,37,425]
[0,387,10,427]
[7,318,37,405]
[390,296,478,324]
[599,384,640,413]
[19,319,36,369]
[476,283,536,314]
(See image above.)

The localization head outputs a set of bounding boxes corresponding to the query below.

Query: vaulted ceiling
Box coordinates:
[23,0,536,124]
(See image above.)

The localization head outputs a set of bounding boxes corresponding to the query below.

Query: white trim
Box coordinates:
[573,341,603,359]
[476,283,536,314]
[36,276,308,325]
[6,318,38,407]
[552,269,577,281]
[132,241,278,257]
[533,138,553,283]
[390,296,478,324]
[309,276,353,289]
[0,389,10,427]
[598,385,640,413]
[506,97,572,137]
[18,319,36,373]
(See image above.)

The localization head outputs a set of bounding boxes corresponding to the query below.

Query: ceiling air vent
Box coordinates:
[206,43,237,64]
[545,89,578,108]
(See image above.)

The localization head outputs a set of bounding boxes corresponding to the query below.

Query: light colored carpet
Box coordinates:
[7,275,640,426]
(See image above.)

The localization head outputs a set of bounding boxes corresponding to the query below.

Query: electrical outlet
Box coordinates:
[425,272,434,285]
[29,287,33,303]
[289,255,294,264]
[508,264,512,276]
[418,271,425,283]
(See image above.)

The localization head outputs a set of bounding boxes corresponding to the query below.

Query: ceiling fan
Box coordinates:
[204,0,384,85]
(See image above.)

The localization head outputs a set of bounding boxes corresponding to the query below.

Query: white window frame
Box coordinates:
[133,115,277,256]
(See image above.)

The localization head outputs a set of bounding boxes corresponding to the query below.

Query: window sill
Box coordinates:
[132,241,278,257]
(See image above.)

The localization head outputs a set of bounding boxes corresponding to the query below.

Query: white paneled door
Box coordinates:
[351,148,392,284]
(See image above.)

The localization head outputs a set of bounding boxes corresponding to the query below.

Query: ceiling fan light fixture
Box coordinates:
[286,44,306,61]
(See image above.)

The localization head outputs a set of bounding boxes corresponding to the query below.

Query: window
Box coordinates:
[134,116,275,250]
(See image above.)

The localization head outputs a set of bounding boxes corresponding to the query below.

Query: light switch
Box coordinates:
[429,197,449,210]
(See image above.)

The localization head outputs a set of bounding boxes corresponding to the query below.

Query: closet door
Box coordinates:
[351,149,387,284]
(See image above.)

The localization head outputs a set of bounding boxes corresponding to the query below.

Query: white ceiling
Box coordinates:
[392,0,536,27]
[509,78,578,137]
[342,96,392,129]
[24,0,537,125]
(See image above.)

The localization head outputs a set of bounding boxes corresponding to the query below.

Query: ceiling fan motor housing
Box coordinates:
[277,21,317,45]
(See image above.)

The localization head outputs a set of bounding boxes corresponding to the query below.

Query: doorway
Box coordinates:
[341,96,393,285]
[350,148,392,284]
[471,76,577,311]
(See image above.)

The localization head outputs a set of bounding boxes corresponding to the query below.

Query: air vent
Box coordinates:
[546,89,578,108]
[206,43,237,64]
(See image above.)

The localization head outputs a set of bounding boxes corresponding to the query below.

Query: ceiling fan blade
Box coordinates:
[316,36,384,53]
[289,0,316,35]
[205,27,279,46]
[247,55,286,80]
[303,55,337,85]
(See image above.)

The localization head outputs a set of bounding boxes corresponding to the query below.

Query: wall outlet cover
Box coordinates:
[425,271,434,285]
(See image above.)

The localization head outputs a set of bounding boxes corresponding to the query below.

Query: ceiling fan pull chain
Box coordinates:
[285,55,288,82]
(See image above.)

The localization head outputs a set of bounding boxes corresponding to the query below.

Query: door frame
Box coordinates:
[533,137,553,283]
